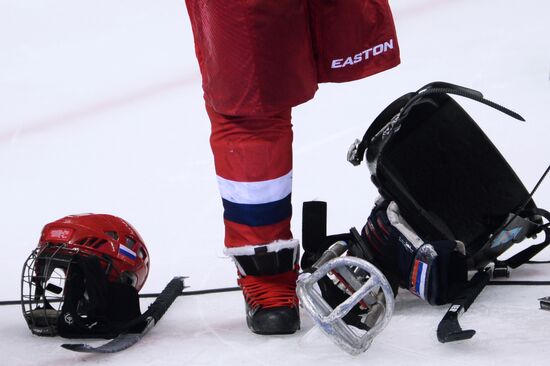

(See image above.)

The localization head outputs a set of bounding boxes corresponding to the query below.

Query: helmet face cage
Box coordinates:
[21,244,76,336]
[21,243,122,336]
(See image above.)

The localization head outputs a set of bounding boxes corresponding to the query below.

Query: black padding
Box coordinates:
[420,241,469,305]
[370,93,535,262]
[57,255,141,339]
[302,201,327,253]
[234,247,296,276]
[301,201,360,271]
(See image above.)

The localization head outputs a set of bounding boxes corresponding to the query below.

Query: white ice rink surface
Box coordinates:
[1,0,549,365]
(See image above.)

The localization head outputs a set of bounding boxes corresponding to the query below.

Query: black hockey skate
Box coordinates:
[225,240,301,335]
[240,270,300,335]
[245,303,300,335]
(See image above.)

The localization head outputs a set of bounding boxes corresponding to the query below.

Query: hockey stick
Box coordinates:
[140,286,240,298]
[61,276,185,353]
[436,268,492,343]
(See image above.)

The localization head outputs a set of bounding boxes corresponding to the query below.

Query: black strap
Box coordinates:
[401,81,525,121]
[350,81,525,166]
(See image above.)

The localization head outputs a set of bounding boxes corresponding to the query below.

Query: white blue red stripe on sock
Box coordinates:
[216,171,293,246]
[217,171,292,204]
[217,171,292,227]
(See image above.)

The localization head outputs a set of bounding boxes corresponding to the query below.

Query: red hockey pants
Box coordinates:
[186,0,400,248]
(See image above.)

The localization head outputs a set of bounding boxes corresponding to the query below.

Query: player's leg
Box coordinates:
[208,105,300,334]
[185,0,317,334]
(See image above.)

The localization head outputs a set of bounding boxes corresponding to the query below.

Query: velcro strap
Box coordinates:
[224,239,300,276]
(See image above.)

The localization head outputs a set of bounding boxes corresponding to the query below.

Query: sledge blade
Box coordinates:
[438,329,476,343]
[437,269,491,343]
[437,310,476,343]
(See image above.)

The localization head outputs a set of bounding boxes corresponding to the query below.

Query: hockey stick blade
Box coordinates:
[437,269,491,343]
[61,276,185,353]
[62,318,155,353]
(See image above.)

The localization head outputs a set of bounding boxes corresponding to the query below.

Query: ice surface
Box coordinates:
[1,0,549,365]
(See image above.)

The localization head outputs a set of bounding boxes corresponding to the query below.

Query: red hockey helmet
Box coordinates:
[37,213,150,290]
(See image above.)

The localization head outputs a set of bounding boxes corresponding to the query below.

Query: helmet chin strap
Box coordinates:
[297,245,394,355]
